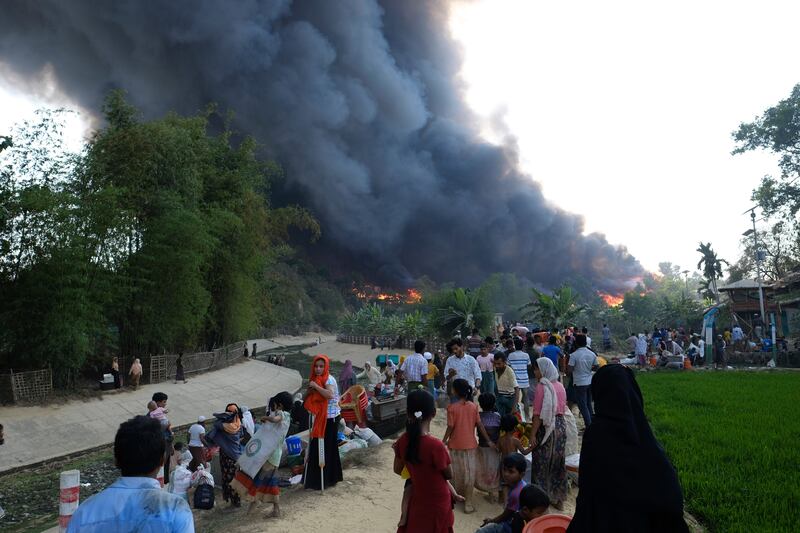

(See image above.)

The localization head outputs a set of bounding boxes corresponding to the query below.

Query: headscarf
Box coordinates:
[222,403,242,434]
[385,359,397,377]
[129,358,142,376]
[339,359,356,391]
[304,354,331,438]
[568,364,689,533]
[363,362,382,385]
[207,403,243,459]
[535,357,559,445]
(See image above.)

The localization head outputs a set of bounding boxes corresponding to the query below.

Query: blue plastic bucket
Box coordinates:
[286,435,302,456]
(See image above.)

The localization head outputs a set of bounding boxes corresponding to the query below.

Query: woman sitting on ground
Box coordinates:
[568,364,690,532]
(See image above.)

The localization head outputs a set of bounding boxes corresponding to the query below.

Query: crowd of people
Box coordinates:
[391,330,690,533]
[67,352,345,532]
[65,326,691,533]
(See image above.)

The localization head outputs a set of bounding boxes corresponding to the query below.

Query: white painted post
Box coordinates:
[58,469,80,532]
[157,465,165,488]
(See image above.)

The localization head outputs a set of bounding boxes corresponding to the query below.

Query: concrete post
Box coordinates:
[58,469,80,532]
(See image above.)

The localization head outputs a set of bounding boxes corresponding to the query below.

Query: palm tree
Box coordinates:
[520,285,585,330]
[432,288,491,338]
[697,242,728,304]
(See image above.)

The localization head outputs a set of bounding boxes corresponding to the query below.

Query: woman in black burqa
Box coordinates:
[568,364,689,533]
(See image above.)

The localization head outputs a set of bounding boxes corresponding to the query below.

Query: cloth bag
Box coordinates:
[236,418,289,478]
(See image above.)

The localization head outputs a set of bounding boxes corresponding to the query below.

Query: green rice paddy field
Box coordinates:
[636,371,800,533]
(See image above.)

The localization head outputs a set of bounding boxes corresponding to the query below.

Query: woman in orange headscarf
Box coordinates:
[303,355,343,490]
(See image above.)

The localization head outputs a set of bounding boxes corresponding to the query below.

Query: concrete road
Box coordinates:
[0,358,301,473]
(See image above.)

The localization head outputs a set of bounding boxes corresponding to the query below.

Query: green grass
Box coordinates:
[0,448,116,533]
[637,371,800,533]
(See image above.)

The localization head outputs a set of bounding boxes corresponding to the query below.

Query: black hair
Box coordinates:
[449,337,463,347]
[574,334,588,348]
[582,327,588,334]
[548,335,557,344]
[502,452,527,474]
[269,391,293,412]
[174,441,184,451]
[114,416,165,477]
[452,378,473,400]
[152,392,168,403]
[472,328,479,334]
[500,414,518,432]
[519,484,550,511]
[478,392,496,411]
[405,389,435,464]
[479,342,488,349]
[513,338,524,351]
[494,351,507,362]
[414,339,426,353]
[484,336,494,344]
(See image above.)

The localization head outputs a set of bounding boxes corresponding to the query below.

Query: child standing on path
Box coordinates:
[476,393,502,502]
[443,379,495,513]
[394,390,462,533]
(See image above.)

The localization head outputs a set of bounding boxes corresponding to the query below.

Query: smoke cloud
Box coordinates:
[0,0,643,292]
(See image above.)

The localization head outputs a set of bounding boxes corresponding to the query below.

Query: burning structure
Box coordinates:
[351,285,422,305]
[0,1,643,293]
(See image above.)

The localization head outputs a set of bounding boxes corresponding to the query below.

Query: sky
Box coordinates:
[449,0,798,275]
[1,0,797,279]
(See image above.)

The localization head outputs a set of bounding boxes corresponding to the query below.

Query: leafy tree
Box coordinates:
[520,285,586,330]
[428,288,492,339]
[728,221,800,283]
[733,84,800,217]
[0,93,322,385]
[697,243,727,304]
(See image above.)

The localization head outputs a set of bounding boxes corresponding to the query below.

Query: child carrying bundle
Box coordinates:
[232,391,293,518]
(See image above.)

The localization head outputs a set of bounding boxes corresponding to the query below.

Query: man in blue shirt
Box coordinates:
[541,336,563,371]
[68,416,194,533]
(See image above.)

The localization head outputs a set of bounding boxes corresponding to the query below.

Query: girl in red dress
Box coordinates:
[394,390,458,533]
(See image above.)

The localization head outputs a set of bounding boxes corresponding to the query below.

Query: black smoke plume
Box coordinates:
[0,0,643,292]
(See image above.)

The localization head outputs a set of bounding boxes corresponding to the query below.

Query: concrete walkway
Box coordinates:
[0,358,301,473]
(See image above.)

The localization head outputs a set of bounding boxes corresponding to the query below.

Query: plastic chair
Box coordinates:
[339,385,369,427]
[522,514,572,533]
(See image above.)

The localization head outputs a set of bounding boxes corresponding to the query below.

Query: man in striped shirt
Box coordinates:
[506,338,532,418]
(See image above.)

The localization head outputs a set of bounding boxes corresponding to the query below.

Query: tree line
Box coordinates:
[0,92,343,386]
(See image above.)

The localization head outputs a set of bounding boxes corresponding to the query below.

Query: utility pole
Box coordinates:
[744,207,773,364]
[751,210,767,327]
[681,270,690,297]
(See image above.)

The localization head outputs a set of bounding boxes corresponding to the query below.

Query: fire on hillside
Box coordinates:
[351,285,422,304]
[598,291,624,307]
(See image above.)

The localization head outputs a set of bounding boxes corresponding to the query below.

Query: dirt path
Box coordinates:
[193,408,576,533]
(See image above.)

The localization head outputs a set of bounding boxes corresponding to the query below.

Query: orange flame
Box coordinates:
[405,288,422,304]
[352,285,422,304]
[598,291,624,307]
